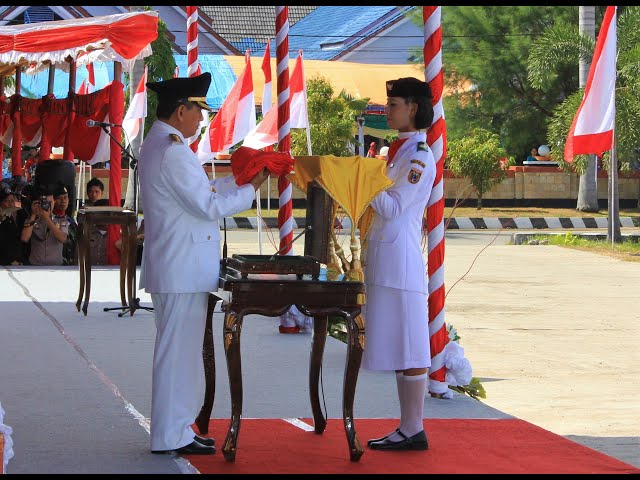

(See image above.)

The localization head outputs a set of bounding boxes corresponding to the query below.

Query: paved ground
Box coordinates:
[0,228,638,473]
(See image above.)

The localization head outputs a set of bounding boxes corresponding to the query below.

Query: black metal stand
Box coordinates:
[99,126,153,317]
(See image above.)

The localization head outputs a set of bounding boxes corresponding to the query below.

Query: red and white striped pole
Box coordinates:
[423,6,449,397]
[186,6,201,152]
[275,6,293,254]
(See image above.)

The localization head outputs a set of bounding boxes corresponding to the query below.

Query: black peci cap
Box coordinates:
[386,77,431,99]
[147,72,213,111]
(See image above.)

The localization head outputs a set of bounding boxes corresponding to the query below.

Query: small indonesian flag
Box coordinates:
[564,6,617,162]
[122,66,148,146]
[243,51,308,150]
[197,52,256,163]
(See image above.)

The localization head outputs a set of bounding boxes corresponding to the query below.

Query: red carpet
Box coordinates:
[187,418,639,474]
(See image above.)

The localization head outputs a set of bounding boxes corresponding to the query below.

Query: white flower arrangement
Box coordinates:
[442,323,486,400]
[0,402,14,473]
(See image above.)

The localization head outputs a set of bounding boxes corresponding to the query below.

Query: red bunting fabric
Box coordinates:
[230,146,294,185]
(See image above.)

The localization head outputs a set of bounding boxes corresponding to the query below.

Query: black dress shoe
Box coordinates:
[194,434,215,447]
[152,441,216,455]
[368,430,428,451]
[367,428,400,446]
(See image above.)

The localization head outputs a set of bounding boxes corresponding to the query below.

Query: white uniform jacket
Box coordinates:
[138,121,255,294]
[364,132,436,294]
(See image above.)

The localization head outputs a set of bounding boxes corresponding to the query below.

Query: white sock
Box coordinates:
[399,372,428,437]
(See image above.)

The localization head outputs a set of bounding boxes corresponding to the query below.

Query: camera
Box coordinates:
[38,196,51,211]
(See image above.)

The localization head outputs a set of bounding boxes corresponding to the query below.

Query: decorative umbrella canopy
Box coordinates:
[0,11,159,76]
[288,155,392,281]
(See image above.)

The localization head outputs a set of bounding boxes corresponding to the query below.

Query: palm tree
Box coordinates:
[528,6,640,242]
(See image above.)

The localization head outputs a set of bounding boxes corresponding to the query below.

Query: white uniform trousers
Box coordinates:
[150,291,209,451]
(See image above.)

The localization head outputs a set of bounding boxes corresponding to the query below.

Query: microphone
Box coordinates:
[86,119,122,128]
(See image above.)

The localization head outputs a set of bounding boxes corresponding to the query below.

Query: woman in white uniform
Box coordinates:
[362,77,435,451]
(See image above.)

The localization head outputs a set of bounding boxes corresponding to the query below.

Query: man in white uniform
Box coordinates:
[362,77,435,451]
[139,72,269,455]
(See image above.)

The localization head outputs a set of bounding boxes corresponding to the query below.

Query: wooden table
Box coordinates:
[75,208,138,316]
[194,266,367,462]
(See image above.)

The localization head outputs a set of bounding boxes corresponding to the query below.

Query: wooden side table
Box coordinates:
[195,267,367,463]
[75,208,138,316]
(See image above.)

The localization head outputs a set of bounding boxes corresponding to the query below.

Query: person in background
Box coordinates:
[139,72,270,456]
[20,186,69,266]
[0,185,23,265]
[526,147,538,162]
[366,141,378,158]
[85,177,105,207]
[52,183,77,265]
[22,145,40,182]
[362,77,435,452]
[84,178,108,265]
[379,141,390,158]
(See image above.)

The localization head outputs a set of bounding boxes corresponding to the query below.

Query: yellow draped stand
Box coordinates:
[287,155,393,290]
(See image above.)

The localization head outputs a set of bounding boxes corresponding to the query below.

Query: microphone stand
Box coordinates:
[99,125,153,317]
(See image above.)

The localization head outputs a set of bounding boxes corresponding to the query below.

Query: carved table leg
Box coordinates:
[76,223,85,313]
[343,311,365,462]
[195,293,218,434]
[309,314,328,433]
[82,220,93,316]
[222,308,243,462]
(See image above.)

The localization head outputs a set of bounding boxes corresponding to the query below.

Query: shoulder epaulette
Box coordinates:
[417,142,428,152]
[169,133,183,144]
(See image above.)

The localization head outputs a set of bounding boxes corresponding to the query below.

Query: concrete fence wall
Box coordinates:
[79,164,640,207]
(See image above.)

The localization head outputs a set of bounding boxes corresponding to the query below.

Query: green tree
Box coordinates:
[528,6,640,241]
[291,74,369,156]
[408,6,577,162]
[446,128,513,209]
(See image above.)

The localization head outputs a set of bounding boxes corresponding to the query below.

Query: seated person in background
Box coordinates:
[526,147,538,162]
[52,183,77,266]
[366,141,378,158]
[84,178,109,265]
[22,145,40,182]
[0,185,23,265]
[87,198,110,265]
[85,177,105,207]
[20,187,69,266]
[115,218,144,265]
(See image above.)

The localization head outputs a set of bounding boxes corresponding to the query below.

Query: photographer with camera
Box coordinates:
[20,186,69,266]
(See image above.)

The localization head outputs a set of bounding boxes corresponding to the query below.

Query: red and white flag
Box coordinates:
[197,52,256,163]
[77,62,96,94]
[261,40,273,116]
[564,5,617,162]
[243,52,308,150]
[122,66,148,146]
